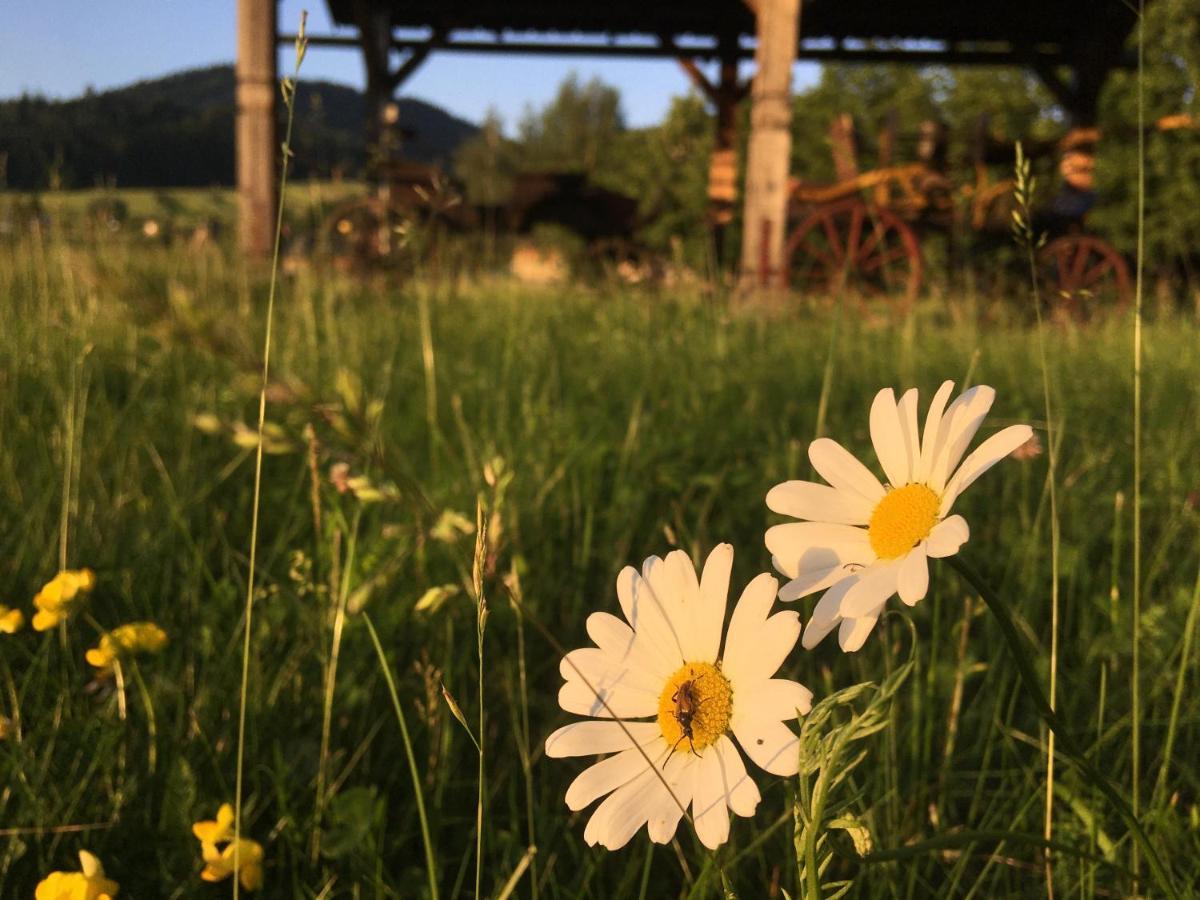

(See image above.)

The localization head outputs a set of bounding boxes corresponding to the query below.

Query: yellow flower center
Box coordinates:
[657,661,732,753]
[868,483,941,559]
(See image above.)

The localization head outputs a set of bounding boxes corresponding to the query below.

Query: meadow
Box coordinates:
[1,224,1199,898]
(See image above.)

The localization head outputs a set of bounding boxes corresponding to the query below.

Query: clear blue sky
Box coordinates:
[0,1,820,130]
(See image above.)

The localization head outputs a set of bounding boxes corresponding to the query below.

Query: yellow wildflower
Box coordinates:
[191,803,235,845]
[0,715,12,740]
[34,850,119,899]
[0,605,24,633]
[200,838,264,892]
[85,622,168,676]
[32,569,96,631]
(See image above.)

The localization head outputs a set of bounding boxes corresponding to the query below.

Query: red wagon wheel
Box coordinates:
[784,198,923,305]
[1038,234,1131,318]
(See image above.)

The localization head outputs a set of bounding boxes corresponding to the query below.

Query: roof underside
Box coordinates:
[324,0,1139,66]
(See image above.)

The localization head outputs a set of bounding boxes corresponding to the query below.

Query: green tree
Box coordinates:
[1092,0,1200,270]
[515,74,625,174]
[453,108,519,206]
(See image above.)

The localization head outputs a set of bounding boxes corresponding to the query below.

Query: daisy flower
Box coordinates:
[545,545,812,850]
[766,382,1032,652]
[34,850,119,900]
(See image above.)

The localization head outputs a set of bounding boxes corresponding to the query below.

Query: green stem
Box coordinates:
[363,612,440,900]
[1130,1,1146,887]
[946,555,1176,899]
[233,22,307,900]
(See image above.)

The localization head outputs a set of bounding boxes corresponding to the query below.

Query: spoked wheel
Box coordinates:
[784,198,923,306]
[1038,235,1131,318]
[322,197,391,265]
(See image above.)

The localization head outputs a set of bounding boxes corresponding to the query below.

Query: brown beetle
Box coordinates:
[668,679,702,758]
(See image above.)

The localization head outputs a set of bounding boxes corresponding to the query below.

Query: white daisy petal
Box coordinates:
[585,612,669,683]
[802,577,856,649]
[765,480,873,525]
[698,543,732,661]
[926,514,969,558]
[928,385,996,492]
[870,388,911,487]
[897,543,929,606]
[838,609,883,652]
[731,678,813,725]
[808,438,886,504]
[692,748,732,849]
[646,753,694,844]
[733,717,801,776]
[713,735,761,817]
[897,388,921,479]
[584,766,667,850]
[839,563,900,619]
[561,647,663,694]
[616,565,686,671]
[557,677,658,719]
[917,380,955,482]
[642,555,692,658]
[940,424,1035,515]
[663,549,711,661]
[565,747,652,811]
[723,575,800,688]
[766,521,873,586]
[546,720,662,758]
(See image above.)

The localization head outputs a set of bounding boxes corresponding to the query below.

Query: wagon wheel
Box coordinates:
[1038,235,1131,318]
[784,198,923,306]
[322,197,391,264]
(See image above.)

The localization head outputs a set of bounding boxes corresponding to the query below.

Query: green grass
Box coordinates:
[1,228,1199,897]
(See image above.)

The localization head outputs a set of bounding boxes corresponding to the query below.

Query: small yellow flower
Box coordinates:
[0,715,12,741]
[192,803,235,845]
[34,850,119,899]
[0,605,24,634]
[200,839,264,892]
[32,569,96,631]
[85,622,168,676]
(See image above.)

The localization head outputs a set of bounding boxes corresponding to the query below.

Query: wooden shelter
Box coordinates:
[237,0,1143,281]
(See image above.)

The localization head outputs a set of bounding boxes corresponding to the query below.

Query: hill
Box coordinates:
[0,64,477,189]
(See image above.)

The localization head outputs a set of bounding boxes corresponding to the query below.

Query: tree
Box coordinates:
[515,74,625,175]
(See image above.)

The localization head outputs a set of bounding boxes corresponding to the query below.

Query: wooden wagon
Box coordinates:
[781,114,1135,314]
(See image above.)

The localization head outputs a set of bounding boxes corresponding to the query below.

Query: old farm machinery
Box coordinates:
[781,114,1138,314]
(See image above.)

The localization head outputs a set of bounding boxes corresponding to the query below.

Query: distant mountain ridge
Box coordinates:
[0,64,477,189]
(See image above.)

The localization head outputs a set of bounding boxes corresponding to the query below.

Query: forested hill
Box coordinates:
[0,64,477,189]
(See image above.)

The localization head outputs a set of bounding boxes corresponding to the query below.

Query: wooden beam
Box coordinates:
[236,0,278,260]
[281,32,1083,67]
[676,56,715,100]
[390,46,432,90]
[739,0,800,290]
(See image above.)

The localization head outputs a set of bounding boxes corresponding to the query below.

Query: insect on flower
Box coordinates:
[668,679,700,757]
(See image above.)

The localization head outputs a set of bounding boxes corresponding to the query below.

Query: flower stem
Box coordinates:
[946,555,1176,899]
[363,612,440,900]
[233,17,307,900]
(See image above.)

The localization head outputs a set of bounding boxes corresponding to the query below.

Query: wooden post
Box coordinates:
[739,0,800,290]
[677,36,748,267]
[236,0,278,260]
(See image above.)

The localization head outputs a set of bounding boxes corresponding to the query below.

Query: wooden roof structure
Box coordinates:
[319,0,1137,74]
[237,0,1145,275]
